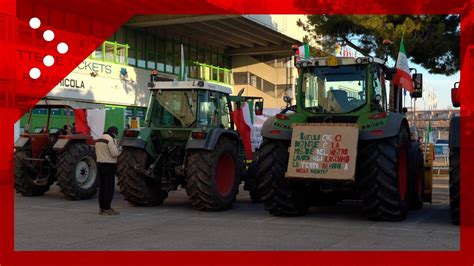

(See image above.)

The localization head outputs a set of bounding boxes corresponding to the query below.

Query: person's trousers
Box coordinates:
[98,163,117,210]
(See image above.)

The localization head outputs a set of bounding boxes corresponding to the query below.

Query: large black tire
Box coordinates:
[246,158,262,203]
[449,147,460,225]
[257,139,308,216]
[185,138,241,211]
[14,150,50,196]
[357,127,410,221]
[56,143,99,200]
[408,145,424,210]
[117,148,168,206]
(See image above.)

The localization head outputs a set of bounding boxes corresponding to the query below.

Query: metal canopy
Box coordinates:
[34,99,105,110]
[125,15,302,57]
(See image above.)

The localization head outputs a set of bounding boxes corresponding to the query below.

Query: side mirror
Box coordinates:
[255,101,264,116]
[283,95,293,105]
[451,82,460,107]
[411,73,423,98]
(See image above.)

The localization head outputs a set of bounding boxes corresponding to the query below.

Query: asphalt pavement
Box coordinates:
[14,175,458,251]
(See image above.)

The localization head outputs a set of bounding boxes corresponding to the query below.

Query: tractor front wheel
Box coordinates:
[185,138,241,211]
[56,143,99,200]
[357,126,410,221]
[117,148,168,206]
[257,139,308,216]
[14,150,50,196]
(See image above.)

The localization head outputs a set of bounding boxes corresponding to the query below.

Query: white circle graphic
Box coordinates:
[29,68,41,79]
[29,17,41,29]
[43,30,55,41]
[43,55,55,67]
[57,42,68,54]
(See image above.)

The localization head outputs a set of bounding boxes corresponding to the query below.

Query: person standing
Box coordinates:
[95,126,121,215]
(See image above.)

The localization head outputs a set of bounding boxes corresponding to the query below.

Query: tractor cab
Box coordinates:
[294,56,421,118]
[144,81,235,134]
[17,100,104,157]
[266,56,423,141]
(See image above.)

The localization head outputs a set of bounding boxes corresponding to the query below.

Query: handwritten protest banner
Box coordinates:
[286,123,359,180]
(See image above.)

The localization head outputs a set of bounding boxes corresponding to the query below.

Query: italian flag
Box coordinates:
[295,43,310,60]
[393,39,414,93]
[231,102,253,160]
[426,120,433,144]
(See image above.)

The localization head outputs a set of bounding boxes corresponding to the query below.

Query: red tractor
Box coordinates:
[14,99,103,200]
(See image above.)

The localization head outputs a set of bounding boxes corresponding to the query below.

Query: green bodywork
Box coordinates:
[262,60,405,141]
[122,85,263,159]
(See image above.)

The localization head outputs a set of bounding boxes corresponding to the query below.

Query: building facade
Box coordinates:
[21,15,306,133]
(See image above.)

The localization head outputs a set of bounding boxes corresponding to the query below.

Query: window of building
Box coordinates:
[137,50,146,68]
[116,44,127,64]
[91,41,129,65]
[104,42,114,62]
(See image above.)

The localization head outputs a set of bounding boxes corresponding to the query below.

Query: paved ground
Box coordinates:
[14,175,458,251]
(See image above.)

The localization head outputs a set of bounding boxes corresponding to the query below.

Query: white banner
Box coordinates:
[86,109,106,139]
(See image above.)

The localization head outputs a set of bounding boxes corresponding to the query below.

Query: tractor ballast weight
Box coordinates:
[257,55,431,221]
[14,99,103,200]
[117,79,264,211]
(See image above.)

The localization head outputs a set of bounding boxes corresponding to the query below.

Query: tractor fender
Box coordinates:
[14,137,30,149]
[261,116,292,140]
[52,138,70,150]
[449,115,460,149]
[185,128,242,151]
[359,113,409,140]
[120,137,147,149]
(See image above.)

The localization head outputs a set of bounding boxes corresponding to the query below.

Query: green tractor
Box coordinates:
[257,55,431,221]
[117,78,264,211]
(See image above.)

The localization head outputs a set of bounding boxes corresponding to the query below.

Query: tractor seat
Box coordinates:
[328,90,351,112]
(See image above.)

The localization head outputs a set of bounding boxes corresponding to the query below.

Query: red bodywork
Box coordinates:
[451,82,460,108]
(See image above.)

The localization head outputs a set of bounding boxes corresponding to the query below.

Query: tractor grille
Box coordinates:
[306,115,358,123]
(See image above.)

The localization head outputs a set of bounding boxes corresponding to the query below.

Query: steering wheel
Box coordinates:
[347,97,360,107]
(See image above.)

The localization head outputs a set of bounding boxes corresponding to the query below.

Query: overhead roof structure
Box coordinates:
[125,15,302,57]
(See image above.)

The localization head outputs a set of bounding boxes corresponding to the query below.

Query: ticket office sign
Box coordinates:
[286,123,359,180]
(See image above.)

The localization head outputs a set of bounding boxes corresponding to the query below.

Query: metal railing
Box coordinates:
[433,154,449,175]
[193,62,232,85]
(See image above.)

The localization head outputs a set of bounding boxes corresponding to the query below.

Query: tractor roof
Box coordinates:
[150,80,233,95]
[33,99,105,110]
[295,56,386,68]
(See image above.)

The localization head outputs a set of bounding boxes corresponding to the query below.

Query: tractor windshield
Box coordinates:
[302,65,367,113]
[148,90,197,127]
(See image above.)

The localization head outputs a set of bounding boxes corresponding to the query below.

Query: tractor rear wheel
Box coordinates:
[56,143,99,200]
[117,148,168,206]
[408,145,424,210]
[449,147,460,225]
[257,139,308,216]
[14,150,50,196]
[357,127,410,221]
[185,138,241,211]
